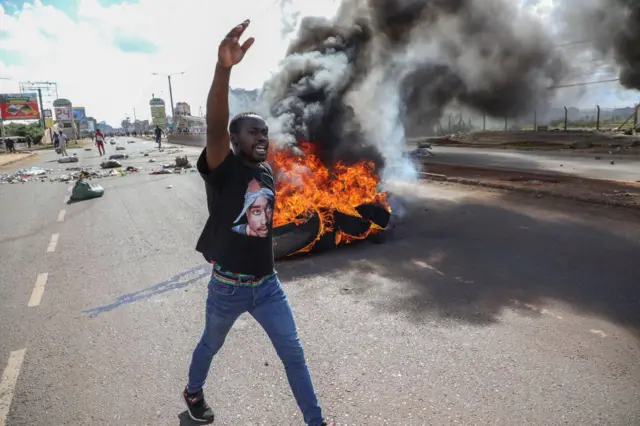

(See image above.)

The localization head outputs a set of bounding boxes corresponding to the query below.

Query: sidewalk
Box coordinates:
[0,152,37,167]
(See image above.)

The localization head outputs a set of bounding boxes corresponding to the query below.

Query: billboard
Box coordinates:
[151,105,167,127]
[0,93,41,120]
[150,97,167,127]
[55,105,72,121]
[73,107,86,121]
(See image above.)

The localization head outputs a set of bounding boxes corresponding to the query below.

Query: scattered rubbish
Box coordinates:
[125,166,137,172]
[148,158,156,162]
[84,148,92,151]
[59,175,71,182]
[127,140,135,144]
[17,167,47,176]
[109,154,128,160]
[594,156,602,160]
[115,146,126,151]
[110,141,116,145]
[610,160,615,165]
[150,170,172,175]
[58,156,79,163]
[144,153,149,157]
[70,180,104,201]
[101,160,122,169]
[166,185,173,189]
[175,155,191,168]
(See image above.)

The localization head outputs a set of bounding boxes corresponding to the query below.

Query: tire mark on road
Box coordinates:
[83,264,210,318]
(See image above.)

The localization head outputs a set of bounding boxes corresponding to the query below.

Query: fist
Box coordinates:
[218,20,255,68]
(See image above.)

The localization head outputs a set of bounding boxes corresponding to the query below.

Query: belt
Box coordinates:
[210,262,275,287]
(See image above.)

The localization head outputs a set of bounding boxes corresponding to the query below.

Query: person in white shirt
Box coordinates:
[58,131,68,156]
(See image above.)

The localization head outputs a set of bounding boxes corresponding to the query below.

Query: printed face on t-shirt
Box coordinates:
[231,178,274,238]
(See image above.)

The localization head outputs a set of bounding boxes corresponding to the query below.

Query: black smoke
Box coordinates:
[556,0,640,91]
[258,0,568,176]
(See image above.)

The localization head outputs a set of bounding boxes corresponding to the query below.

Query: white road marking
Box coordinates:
[0,348,27,425]
[46,234,59,253]
[57,210,66,222]
[27,273,49,308]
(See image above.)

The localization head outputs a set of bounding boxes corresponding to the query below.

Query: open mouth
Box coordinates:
[254,144,268,154]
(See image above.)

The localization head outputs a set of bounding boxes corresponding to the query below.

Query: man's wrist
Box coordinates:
[215,62,232,72]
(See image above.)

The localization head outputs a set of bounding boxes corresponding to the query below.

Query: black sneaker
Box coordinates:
[182,387,214,423]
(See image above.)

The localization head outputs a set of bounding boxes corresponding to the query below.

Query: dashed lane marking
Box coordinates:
[27,273,49,308]
[0,348,27,425]
[46,234,59,253]
[57,210,66,222]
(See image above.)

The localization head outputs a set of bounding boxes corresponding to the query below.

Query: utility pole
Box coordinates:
[37,88,45,129]
[152,71,185,130]
[168,75,175,119]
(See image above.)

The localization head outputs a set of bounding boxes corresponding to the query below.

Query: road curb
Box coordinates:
[419,173,640,210]
[0,153,37,168]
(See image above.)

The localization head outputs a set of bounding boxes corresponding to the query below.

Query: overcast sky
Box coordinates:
[0,0,637,126]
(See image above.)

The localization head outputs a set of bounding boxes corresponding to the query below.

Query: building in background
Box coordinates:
[175,102,191,117]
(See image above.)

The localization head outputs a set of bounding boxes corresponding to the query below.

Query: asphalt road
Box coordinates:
[425,146,640,182]
[1,138,639,425]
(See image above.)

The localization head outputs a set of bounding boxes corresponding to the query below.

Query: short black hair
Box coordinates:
[229,112,263,135]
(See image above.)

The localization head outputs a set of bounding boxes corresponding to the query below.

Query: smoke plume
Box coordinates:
[258,0,568,179]
[556,0,640,91]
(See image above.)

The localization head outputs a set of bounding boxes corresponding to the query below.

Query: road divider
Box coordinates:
[27,273,49,308]
[46,234,59,253]
[0,348,27,425]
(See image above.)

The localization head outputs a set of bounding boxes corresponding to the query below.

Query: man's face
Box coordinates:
[234,116,269,163]
[246,194,273,238]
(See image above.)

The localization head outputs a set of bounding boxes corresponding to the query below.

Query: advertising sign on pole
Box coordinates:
[54,105,72,121]
[0,93,41,120]
[72,107,87,121]
[45,118,54,128]
[150,97,167,127]
[43,109,52,118]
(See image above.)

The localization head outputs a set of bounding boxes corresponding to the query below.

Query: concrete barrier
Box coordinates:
[167,134,206,148]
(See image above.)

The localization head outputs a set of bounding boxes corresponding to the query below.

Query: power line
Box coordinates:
[549,78,620,89]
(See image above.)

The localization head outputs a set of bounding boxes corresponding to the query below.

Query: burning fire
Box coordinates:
[269,142,390,253]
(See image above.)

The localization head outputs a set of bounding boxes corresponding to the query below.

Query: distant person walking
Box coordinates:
[95,128,106,156]
[58,131,68,156]
[53,131,60,149]
[154,125,165,149]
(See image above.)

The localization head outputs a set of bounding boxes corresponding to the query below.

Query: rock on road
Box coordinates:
[0,138,639,425]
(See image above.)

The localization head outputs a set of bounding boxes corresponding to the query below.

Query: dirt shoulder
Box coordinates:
[409,130,640,155]
[421,162,640,210]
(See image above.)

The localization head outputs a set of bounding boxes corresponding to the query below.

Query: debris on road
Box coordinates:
[101,160,122,169]
[150,169,172,175]
[175,155,191,168]
[58,156,79,163]
[109,154,128,160]
[166,185,173,189]
[70,180,105,201]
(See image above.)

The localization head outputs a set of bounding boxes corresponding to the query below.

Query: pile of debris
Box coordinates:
[149,155,195,175]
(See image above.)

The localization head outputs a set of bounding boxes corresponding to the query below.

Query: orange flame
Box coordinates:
[269,142,390,253]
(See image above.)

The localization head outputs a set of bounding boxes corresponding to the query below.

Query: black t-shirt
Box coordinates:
[195,148,276,276]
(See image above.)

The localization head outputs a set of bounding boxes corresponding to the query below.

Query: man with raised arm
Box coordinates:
[182,20,333,426]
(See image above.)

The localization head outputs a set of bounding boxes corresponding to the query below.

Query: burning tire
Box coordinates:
[273,211,321,260]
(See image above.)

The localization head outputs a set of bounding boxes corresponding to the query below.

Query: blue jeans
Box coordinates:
[187,273,324,426]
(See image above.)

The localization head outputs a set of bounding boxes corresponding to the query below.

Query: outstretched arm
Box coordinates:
[205,20,254,171]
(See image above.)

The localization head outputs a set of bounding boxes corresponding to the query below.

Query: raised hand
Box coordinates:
[218,20,255,69]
